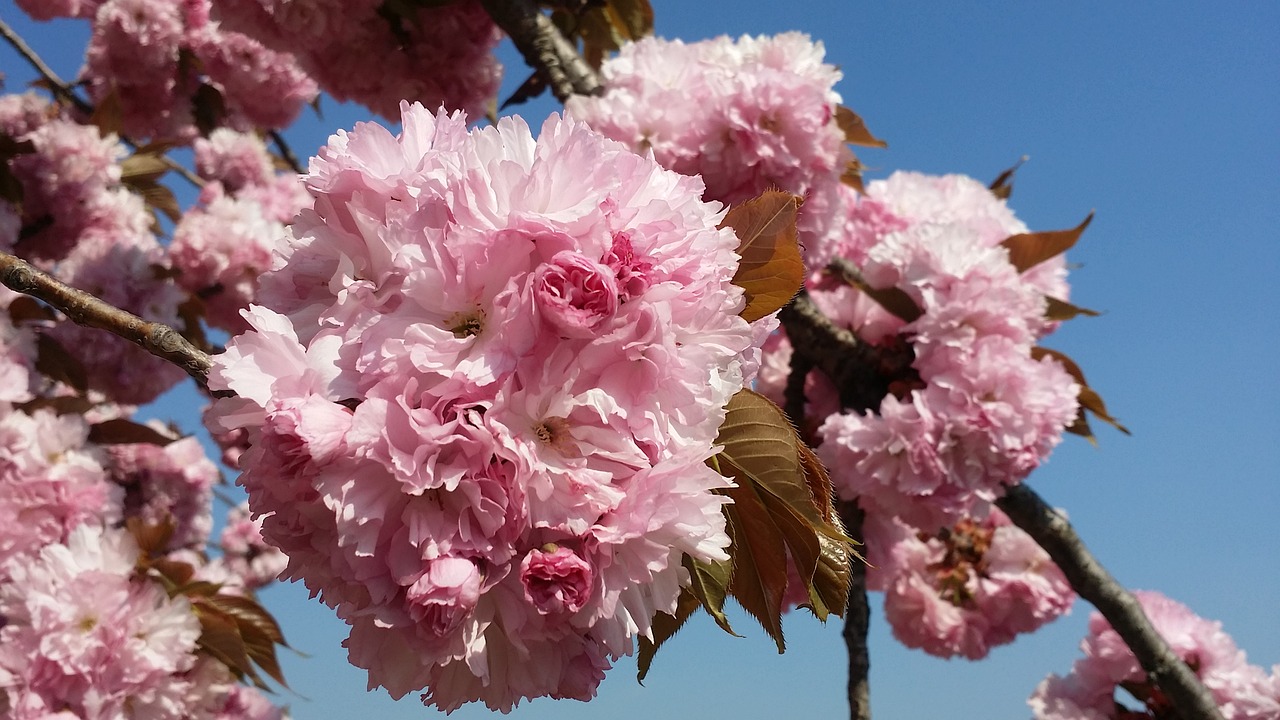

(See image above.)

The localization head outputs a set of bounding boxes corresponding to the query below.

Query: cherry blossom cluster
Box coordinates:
[1031,591,1280,719]
[566,32,855,245]
[0,396,284,717]
[206,102,756,711]
[210,0,502,120]
[0,524,285,720]
[172,129,309,332]
[796,171,1080,530]
[0,94,186,404]
[17,0,317,140]
[862,509,1073,660]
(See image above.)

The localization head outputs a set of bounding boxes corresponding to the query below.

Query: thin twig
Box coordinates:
[479,0,602,102]
[268,129,303,174]
[0,251,212,387]
[998,484,1226,720]
[0,15,203,190]
[0,14,92,114]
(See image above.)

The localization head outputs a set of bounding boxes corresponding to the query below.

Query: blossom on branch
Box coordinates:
[864,509,1074,660]
[1031,591,1280,719]
[207,103,756,711]
[566,32,855,248]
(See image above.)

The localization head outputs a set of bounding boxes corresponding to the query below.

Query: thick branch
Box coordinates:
[778,292,897,413]
[479,0,601,102]
[998,484,1225,720]
[0,251,212,387]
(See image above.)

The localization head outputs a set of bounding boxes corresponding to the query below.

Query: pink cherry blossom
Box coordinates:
[568,33,852,246]
[866,510,1074,660]
[1031,591,1280,719]
[207,104,753,711]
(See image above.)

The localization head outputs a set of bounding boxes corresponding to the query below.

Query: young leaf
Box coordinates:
[1045,295,1101,322]
[713,390,857,646]
[35,334,88,394]
[987,155,1028,200]
[720,482,789,652]
[194,603,261,686]
[605,0,654,40]
[721,190,804,322]
[835,106,887,148]
[840,158,867,194]
[1033,346,1130,437]
[636,589,702,682]
[120,152,170,183]
[88,418,177,446]
[1000,213,1094,273]
[829,259,923,323]
[683,553,737,636]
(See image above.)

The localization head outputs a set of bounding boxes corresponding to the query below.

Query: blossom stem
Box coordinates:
[0,250,213,388]
[997,484,1226,720]
[478,0,601,101]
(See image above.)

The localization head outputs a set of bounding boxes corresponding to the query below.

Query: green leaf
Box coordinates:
[721,190,805,322]
[1000,213,1094,273]
[835,105,887,148]
[636,589,701,682]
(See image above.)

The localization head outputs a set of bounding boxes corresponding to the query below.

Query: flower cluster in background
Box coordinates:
[567,32,857,252]
[0,399,285,718]
[209,0,502,120]
[1031,591,1280,719]
[206,103,757,711]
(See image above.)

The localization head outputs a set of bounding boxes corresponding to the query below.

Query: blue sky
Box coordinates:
[2,2,1277,718]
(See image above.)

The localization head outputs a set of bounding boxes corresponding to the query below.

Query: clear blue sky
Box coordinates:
[2,2,1277,718]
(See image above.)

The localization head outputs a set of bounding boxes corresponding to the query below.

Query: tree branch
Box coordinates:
[268,129,303,175]
[839,501,872,720]
[0,14,92,115]
[0,251,212,388]
[997,484,1226,720]
[778,292,900,413]
[0,14,203,190]
[479,0,602,102]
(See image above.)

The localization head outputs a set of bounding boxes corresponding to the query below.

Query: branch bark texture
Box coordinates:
[479,0,602,101]
[998,484,1226,720]
[0,251,212,387]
